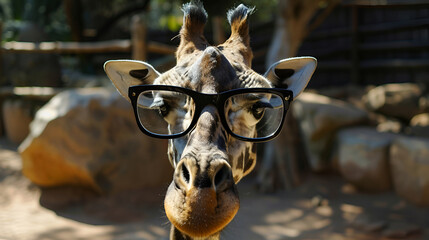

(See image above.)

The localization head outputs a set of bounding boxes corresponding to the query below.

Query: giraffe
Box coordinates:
[104,2,316,239]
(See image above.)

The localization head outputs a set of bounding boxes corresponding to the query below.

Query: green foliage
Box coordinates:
[10,0,25,20]
[1,0,70,41]
[0,0,278,41]
[147,0,182,31]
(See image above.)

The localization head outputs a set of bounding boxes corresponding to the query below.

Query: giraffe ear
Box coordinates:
[264,57,317,99]
[104,60,160,102]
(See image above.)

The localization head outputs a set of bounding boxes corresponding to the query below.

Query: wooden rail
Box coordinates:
[307,19,429,41]
[1,39,176,55]
[342,0,429,6]
[2,40,131,54]
[0,17,176,60]
[0,87,64,100]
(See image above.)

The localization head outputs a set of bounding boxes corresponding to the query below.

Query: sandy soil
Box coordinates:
[0,137,428,240]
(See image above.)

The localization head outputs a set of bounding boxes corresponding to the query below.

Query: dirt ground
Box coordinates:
[1,137,428,240]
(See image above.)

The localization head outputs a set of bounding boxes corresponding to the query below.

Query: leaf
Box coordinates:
[11,0,25,20]
[166,15,181,32]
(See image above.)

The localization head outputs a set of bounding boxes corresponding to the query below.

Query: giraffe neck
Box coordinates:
[171,225,220,240]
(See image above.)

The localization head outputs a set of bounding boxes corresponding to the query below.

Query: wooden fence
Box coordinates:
[0,16,176,98]
[298,2,429,88]
[0,16,176,78]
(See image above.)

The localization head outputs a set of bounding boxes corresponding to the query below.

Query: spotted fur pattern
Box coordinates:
[153,3,271,183]
[147,2,272,239]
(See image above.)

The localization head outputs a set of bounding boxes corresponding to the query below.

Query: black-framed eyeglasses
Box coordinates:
[128,85,293,142]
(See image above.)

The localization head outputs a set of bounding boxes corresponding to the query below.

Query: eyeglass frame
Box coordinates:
[128,85,294,142]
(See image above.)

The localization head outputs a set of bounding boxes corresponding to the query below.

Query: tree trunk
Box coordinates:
[260,0,339,190]
[266,0,339,67]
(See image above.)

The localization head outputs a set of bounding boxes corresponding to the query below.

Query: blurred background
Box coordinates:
[0,0,428,239]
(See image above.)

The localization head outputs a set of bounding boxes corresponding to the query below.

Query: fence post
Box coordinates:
[0,21,3,136]
[351,6,360,85]
[131,15,147,61]
[0,21,3,85]
[212,16,225,45]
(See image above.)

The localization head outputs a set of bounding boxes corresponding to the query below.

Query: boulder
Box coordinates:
[2,99,34,144]
[376,119,404,134]
[293,92,369,171]
[390,136,429,206]
[407,113,429,138]
[337,127,395,192]
[19,88,172,194]
[410,113,429,126]
[363,83,424,121]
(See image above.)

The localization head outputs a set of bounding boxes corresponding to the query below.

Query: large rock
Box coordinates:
[19,88,172,194]
[363,83,424,121]
[407,113,429,138]
[390,136,429,206]
[293,92,369,171]
[337,127,395,192]
[376,119,404,134]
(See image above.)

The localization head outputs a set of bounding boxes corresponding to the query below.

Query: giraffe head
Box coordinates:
[104,1,316,239]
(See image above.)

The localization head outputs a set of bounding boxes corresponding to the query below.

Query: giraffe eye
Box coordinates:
[151,101,170,117]
[251,105,264,119]
[159,104,170,117]
[250,101,272,119]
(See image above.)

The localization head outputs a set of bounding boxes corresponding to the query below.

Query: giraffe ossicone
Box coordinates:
[104,1,316,239]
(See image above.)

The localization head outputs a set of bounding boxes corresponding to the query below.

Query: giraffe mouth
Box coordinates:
[164,181,239,238]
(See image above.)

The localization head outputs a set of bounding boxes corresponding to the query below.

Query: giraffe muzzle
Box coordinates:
[164,157,239,238]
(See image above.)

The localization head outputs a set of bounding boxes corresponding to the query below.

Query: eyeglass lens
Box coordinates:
[225,93,285,138]
[137,90,195,136]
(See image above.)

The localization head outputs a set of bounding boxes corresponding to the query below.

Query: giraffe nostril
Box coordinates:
[214,165,231,192]
[181,163,190,184]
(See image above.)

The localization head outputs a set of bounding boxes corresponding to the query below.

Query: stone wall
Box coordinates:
[294,83,429,206]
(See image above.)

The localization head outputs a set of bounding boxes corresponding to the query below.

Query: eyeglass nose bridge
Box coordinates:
[194,93,220,106]
[186,93,232,139]
[191,93,224,119]
[191,93,223,117]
